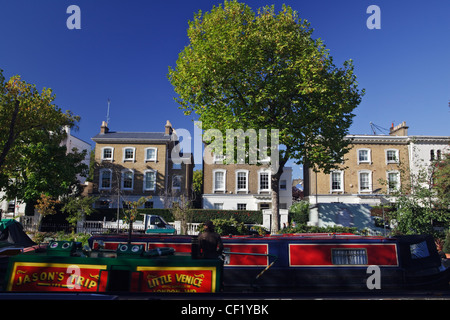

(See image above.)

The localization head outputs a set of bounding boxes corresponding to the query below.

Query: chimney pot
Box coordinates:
[100,121,109,134]
[165,120,173,135]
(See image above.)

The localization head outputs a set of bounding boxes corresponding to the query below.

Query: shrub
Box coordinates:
[279,224,358,235]
[289,201,310,224]
[196,218,249,236]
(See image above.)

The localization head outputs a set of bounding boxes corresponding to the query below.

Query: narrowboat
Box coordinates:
[3,240,222,293]
[0,219,37,288]
[88,233,450,291]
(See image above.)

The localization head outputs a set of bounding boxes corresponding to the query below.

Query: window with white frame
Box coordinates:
[358,170,372,192]
[213,170,226,192]
[236,170,248,192]
[99,169,112,190]
[121,169,134,190]
[213,152,224,163]
[386,149,399,164]
[172,175,182,190]
[144,170,157,191]
[145,147,157,162]
[101,147,114,161]
[330,171,344,192]
[237,203,247,210]
[123,147,136,162]
[387,171,400,193]
[214,203,223,209]
[280,180,287,190]
[259,170,270,192]
[357,149,371,164]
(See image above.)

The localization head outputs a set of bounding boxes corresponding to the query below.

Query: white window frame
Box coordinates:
[121,169,134,190]
[123,147,136,162]
[143,169,157,191]
[145,147,157,162]
[237,203,247,210]
[214,203,224,210]
[213,152,224,164]
[213,169,226,193]
[330,170,344,193]
[235,170,249,193]
[357,148,371,164]
[386,170,401,194]
[358,170,372,193]
[172,175,182,190]
[258,169,271,193]
[385,149,399,164]
[99,168,112,190]
[101,147,114,161]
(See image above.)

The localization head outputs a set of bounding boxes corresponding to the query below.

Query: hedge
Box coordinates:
[90,208,262,225]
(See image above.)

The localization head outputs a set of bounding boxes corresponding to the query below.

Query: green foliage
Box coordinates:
[279,224,358,235]
[168,0,364,173]
[379,156,450,238]
[189,209,262,224]
[168,1,364,232]
[289,201,310,224]
[443,230,450,254]
[192,169,203,208]
[197,218,249,236]
[0,70,84,203]
[433,152,450,210]
[62,196,98,229]
[31,231,92,247]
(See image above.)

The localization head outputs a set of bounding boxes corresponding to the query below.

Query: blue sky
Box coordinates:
[1,0,449,180]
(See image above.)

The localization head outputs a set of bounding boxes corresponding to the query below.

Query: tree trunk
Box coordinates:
[0,100,20,169]
[270,173,281,234]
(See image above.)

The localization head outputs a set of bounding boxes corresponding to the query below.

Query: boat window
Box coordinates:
[332,249,368,265]
[410,241,430,259]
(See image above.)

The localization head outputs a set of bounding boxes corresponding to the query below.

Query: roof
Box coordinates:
[345,134,450,145]
[92,131,172,144]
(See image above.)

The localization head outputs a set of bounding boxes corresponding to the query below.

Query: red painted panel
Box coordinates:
[7,262,108,292]
[225,244,268,267]
[147,242,191,253]
[289,244,398,267]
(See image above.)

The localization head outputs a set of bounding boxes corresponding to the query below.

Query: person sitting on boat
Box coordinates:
[198,221,223,259]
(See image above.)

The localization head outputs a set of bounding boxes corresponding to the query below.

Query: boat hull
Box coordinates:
[89,233,450,291]
[3,246,223,293]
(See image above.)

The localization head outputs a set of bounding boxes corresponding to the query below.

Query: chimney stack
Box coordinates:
[165,120,173,135]
[389,121,408,136]
[100,121,109,134]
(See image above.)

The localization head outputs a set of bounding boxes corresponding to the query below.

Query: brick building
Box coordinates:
[89,121,193,209]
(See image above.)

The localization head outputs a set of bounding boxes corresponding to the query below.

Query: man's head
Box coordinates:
[204,220,214,232]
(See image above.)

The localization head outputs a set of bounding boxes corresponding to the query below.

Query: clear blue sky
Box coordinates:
[1,0,449,180]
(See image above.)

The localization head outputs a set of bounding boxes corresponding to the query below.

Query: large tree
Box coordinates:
[168,1,364,232]
[0,70,78,170]
[0,70,84,207]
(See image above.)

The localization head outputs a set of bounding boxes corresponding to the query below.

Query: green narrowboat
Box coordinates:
[4,240,222,293]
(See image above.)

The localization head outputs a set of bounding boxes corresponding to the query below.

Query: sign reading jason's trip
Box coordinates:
[7,262,107,292]
[134,267,217,293]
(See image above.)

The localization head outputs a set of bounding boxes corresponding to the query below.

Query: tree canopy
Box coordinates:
[168,1,364,231]
[0,70,85,206]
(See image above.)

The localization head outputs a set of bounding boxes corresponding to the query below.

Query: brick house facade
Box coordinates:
[89,121,193,209]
